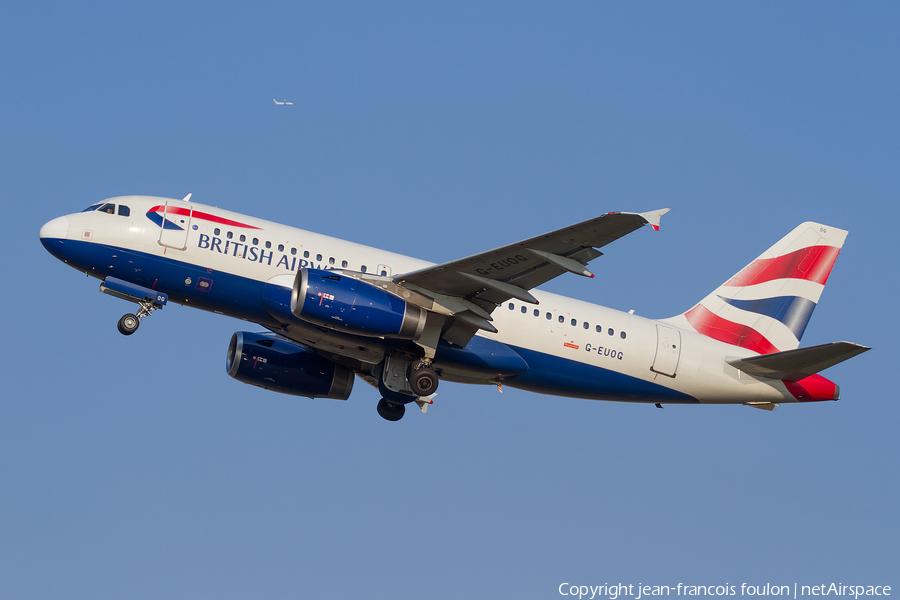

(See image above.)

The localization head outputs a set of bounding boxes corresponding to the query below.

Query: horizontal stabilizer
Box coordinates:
[727,342,870,381]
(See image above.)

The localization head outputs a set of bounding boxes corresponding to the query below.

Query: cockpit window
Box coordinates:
[98,203,116,214]
[117,205,130,217]
[81,203,102,212]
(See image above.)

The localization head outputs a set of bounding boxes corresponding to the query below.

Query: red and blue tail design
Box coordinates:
[669,222,848,354]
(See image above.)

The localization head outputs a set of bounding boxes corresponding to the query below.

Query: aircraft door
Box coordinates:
[651,324,681,377]
[158,200,193,250]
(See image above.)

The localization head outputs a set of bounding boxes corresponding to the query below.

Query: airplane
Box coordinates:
[39,195,869,421]
[273,99,293,106]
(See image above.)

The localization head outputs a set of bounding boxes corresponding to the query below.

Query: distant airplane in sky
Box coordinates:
[273,99,293,106]
[40,196,869,421]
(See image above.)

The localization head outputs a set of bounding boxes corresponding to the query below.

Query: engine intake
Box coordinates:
[226,331,354,399]
[291,268,426,339]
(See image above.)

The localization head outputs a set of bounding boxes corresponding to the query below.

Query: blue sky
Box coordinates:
[2,2,897,598]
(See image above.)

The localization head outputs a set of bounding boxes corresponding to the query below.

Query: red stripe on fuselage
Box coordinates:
[148,206,262,230]
[725,245,840,287]
[684,304,780,354]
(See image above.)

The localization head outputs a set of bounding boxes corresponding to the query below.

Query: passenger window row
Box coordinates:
[508,302,627,339]
[212,227,387,275]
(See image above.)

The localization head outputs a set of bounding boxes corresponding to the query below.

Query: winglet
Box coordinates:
[641,208,670,231]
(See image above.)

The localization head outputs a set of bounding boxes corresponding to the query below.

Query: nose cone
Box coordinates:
[40,216,69,240]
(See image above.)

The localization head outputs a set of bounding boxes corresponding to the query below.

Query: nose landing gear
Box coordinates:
[115,298,159,335]
[117,314,140,335]
[99,277,168,336]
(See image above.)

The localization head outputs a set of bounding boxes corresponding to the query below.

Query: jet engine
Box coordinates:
[290,268,427,339]
[226,331,354,399]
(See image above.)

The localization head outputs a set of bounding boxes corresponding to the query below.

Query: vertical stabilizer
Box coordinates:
[666,222,848,354]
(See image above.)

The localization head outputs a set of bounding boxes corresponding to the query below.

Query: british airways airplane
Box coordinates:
[39,195,869,421]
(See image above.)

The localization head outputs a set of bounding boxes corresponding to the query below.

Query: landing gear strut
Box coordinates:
[377,398,406,422]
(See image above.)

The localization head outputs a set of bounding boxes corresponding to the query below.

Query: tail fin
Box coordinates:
[668,222,848,354]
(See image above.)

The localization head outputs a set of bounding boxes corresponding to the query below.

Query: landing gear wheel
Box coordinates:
[377,398,406,422]
[408,365,439,396]
[117,313,140,336]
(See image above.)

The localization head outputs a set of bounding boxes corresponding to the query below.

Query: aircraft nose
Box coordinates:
[40,216,69,240]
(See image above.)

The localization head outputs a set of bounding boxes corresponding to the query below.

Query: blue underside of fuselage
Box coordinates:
[503,345,698,403]
[43,237,698,404]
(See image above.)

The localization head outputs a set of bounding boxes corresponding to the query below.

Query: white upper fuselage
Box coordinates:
[41,195,825,407]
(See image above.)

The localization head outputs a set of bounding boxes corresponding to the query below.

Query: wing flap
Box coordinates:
[727,341,870,381]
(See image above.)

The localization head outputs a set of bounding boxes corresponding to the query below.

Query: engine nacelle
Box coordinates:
[290,268,427,339]
[226,331,354,399]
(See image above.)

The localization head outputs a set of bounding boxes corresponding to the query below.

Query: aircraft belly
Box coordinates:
[434,336,528,383]
[504,345,699,403]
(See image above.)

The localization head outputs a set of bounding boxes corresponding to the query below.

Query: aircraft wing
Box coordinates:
[390,209,668,344]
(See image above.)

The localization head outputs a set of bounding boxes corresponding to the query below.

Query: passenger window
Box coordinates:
[508,303,515,310]
[239,234,246,242]
[329,257,335,265]
[361,265,367,273]
[583,322,589,329]
[304,251,309,258]
[546,312,551,320]
[521,306,527,314]
[278,244,284,252]
[214,228,220,236]
[342,260,348,268]
[316,254,322,261]
[98,203,115,214]
[571,319,577,326]
[117,205,130,217]
[608,328,614,336]
[596,325,602,333]
[291,247,297,256]
[265,241,271,249]
[81,203,102,212]
[620,331,627,339]
[534,309,540,317]
[380,269,387,276]
[227,231,233,239]
[558,316,564,323]
[253,238,259,245]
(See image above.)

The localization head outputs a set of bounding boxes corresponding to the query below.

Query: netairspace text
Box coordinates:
[558,583,892,600]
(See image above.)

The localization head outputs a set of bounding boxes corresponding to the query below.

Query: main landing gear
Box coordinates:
[408,360,439,396]
[376,398,406,422]
[376,356,439,422]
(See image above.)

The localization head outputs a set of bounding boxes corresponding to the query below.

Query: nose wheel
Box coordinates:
[117,314,140,335]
